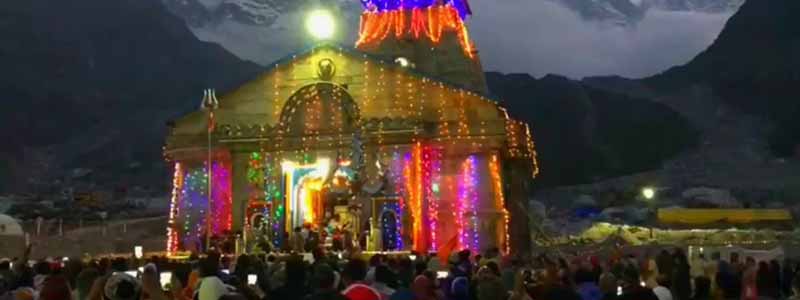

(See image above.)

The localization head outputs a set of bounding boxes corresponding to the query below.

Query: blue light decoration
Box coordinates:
[381,202,403,250]
[360,0,472,19]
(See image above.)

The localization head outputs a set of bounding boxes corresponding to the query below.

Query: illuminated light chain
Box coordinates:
[414,144,424,251]
[356,5,475,58]
[459,155,479,251]
[424,146,442,251]
[489,154,510,254]
[210,161,233,234]
[523,123,541,177]
[456,90,468,143]
[390,151,406,249]
[380,203,403,250]
[360,0,472,20]
[180,165,210,243]
[166,162,184,254]
[403,143,425,252]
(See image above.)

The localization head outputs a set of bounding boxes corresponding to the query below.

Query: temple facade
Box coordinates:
[163,0,538,255]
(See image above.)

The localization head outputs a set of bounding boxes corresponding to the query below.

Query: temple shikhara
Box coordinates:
[163,0,539,255]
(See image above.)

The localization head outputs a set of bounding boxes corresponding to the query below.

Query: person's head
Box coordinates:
[770,259,780,271]
[369,254,383,267]
[235,254,250,270]
[311,264,337,290]
[414,260,427,276]
[110,257,128,273]
[342,259,368,285]
[34,261,51,276]
[574,268,594,285]
[673,249,688,266]
[374,265,394,286]
[656,274,671,288]
[312,247,325,262]
[76,268,101,299]
[0,260,10,271]
[294,226,302,233]
[199,254,220,277]
[173,263,192,288]
[457,250,471,263]
[746,256,756,267]
[104,273,141,300]
[730,252,740,264]
[598,273,617,294]
[39,275,71,300]
[285,256,306,283]
[694,277,711,298]
[484,261,501,277]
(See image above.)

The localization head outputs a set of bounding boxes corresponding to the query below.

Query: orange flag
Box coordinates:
[438,234,459,265]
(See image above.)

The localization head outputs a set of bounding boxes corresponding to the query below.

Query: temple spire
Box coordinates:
[355,0,488,93]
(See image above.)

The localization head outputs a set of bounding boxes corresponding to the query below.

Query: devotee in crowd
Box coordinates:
[6,243,800,300]
[653,275,673,300]
[671,250,692,300]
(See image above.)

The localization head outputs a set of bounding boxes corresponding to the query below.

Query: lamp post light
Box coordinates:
[201,89,219,251]
[306,9,336,40]
[642,187,656,200]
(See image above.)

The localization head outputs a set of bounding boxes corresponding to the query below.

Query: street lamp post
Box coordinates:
[201,89,219,251]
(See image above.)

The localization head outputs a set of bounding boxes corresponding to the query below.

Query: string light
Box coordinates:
[458,155,479,251]
[489,154,510,254]
[356,5,476,58]
[165,46,542,253]
[166,162,183,254]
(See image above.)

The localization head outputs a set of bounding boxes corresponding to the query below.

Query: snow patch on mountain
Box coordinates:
[550,0,743,25]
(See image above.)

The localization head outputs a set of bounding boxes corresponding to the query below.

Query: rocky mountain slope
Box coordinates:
[487,73,697,188]
[0,0,262,192]
[551,0,743,25]
[578,0,800,191]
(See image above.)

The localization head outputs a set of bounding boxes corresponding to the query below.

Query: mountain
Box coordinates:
[487,73,697,187]
[579,0,800,191]
[646,0,800,157]
[161,0,361,65]
[550,0,743,26]
[0,0,261,192]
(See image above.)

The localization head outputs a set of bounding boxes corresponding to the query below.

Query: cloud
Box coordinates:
[468,0,733,78]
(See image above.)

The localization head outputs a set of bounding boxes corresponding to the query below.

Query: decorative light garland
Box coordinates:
[458,155,479,251]
[360,0,472,19]
[356,5,475,58]
[166,162,184,254]
[423,146,442,251]
[489,154,510,254]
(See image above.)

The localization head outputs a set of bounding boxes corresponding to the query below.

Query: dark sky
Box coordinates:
[467,0,733,78]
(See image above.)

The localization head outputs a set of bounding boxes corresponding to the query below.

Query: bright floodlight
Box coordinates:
[306,9,335,40]
[642,187,656,200]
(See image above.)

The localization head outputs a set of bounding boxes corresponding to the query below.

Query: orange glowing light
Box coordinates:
[356,5,475,58]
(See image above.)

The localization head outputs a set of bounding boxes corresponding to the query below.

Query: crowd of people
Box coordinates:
[3,244,800,300]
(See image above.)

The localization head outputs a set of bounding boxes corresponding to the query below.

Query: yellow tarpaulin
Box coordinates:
[658,209,792,225]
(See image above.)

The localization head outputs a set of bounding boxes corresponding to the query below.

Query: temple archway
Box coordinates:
[278,82,360,136]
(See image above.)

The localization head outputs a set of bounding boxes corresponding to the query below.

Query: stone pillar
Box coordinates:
[231,152,250,233]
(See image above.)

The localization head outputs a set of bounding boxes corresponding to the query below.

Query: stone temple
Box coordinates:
[163,0,539,255]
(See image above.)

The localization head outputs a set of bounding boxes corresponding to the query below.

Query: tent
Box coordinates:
[0,214,23,236]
